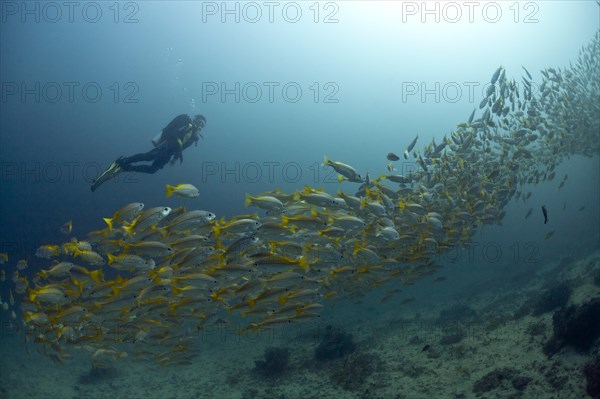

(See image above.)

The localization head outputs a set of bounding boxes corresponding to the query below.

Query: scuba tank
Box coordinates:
[151,132,164,148]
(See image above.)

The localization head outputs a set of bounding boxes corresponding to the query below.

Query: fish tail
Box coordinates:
[102,217,114,232]
[244,194,253,207]
[279,295,288,306]
[24,311,33,323]
[70,276,86,294]
[55,324,65,339]
[360,198,367,209]
[149,269,160,281]
[166,184,175,198]
[299,257,309,272]
[107,253,115,265]
[88,270,104,285]
[110,285,122,298]
[122,222,134,237]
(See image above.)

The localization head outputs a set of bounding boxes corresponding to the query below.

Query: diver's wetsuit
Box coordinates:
[118,147,172,174]
[118,114,199,174]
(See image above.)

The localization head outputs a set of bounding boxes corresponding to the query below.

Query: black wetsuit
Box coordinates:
[119,114,199,174]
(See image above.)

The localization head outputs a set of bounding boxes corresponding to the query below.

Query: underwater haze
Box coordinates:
[1,2,600,398]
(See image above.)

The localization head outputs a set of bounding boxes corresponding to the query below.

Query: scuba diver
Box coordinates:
[91,114,206,192]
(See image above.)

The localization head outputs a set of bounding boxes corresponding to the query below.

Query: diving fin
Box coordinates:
[90,159,123,192]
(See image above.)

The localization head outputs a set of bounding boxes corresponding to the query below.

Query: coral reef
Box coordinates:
[315,325,355,361]
[253,347,290,378]
[543,297,600,356]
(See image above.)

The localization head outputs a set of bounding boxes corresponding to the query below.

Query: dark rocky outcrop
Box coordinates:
[78,366,118,384]
[315,325,355,361]
[473,368,531,395]
[532,282,572,316]
[473,367,516,394]
[543,297,600,356]
[584,356,600,398]
[254,347,290,377]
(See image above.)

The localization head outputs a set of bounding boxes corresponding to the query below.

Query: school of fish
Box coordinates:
[1,31,599,369]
